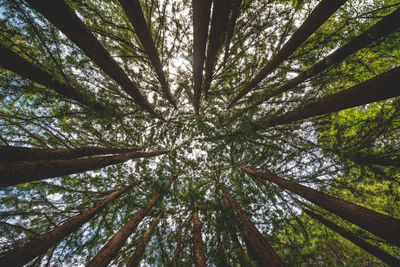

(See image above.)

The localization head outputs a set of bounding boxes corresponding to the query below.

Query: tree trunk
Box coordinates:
[350,154,400,168]
[127,210,164,267]
[229,227,250,267]
[0,146,145,162]
[227,0,347,109]
[0,150,169,188]
[118,0,176,108]
[193,202,206,267]
[26,0,164,121]
[221,185,284,266]
[192,0,212,114]
[0,184,133,267]
[223,0,242,66]
[172,225,182,267]
[216,234,229,267]
[269,67,400,126]
[304,209,400,266]
[240,165,400,247]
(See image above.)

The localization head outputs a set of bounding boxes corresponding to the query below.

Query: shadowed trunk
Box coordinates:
[127,210,164,267]
[0,150,169,188]
[0,146,145,162]
[118,0,176,108]
[0,44,105,112]
[221,185,284,266]
[26,0,164,121]
[240,165,400,247]
[350,154,400,168]
[0,184,133,267]
[193,202,206,267]
[87,177,175,267]
[216,234,229,267]
[223,0,242,66]
[192,0,212,114]
[172,225,183,267]
[229,227,250,267]
[304,209,400,266]
[227,0,347,109]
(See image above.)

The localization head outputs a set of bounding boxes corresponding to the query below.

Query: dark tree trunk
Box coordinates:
[118,0,176,108]
[229,227,250,267]
[172,225,182,267]
[0,146,145,162]
[223,0,242,66]
[304,209,400,266]
[26,0,164,121]
[87,177,175,267]
[216,234,229,267]
[127,210,164,267]
[227,0,347,109]
[0,184,133,267]
[350,154,400,168]
[193,202,206,267]
[240,165,400,247]
[269,67,400,126]
[192,0,212,114]
[221,186,284,266]
[0,150,169,188]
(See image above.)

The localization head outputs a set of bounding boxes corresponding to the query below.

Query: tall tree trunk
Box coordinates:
[127,210,164,267]
[228,227,250,267]
[227,0,347,109]
[192,0,212,114]
[349,154,400,168]
[220,185,284,266]
[269,67,400,126]
[216,234,229,267]
[87,177,175,267]
[223,0,242,66]
[304,209,400,266]
[0,150,169,188]
[0,146,145,162]
[118,0,176,108]
[172,225,183,267]
[0,184,133,267]
[240,165,400,247]
[0,43,105,112]
[26,0,164,121]
[193,201,206,267]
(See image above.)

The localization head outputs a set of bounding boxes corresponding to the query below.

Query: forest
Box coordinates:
[0,0,400,266]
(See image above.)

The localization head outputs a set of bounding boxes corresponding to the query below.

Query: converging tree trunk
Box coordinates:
[0,184,133,267]
[87,177,175,267]
[223,0,242,66]
[0,150,169,188]
[127,210,164,267]
[304,209,400,266]
[193,202,206,267]
[216,234,229,267]
[240,166,400,247]
[228,226,250,267]
[172,225,183,267]
[349,154,400,169]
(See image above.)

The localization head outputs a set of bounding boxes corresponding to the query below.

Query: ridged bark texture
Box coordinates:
[193,202,206,267]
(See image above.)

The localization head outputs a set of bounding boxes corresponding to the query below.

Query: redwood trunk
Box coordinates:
[223,0,242,66]
[0,184,133,267]
[229,228,250,267]
[26,0,164,120]
[227,0,347,109]
[127,210,164,267]
[172,225,182,267]
[87,177,175,267]
[193,202,206,267]
[0,150,169,188]
[304,209,400,266]
[240,165,400,247]
[221,186,284,266]
[216,234,229,267]
[350,154,400,168]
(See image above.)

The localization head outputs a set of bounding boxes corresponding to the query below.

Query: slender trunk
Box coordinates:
[221,186,284,266]
[240,165,400,247]
[192,0,212,114]
[87,177,175,267]
[0,44,105,112]
[269,67,400,126]
[193,202,206,267]
[304,209,400,266]
[118,0,176,108]
[26,0,164,121]
[227,0,347,109]
[350,154,400,168]
[0,146,145,162]
[127,210,164,267]
[172,225,182,267]
[223,0,242,66]
[0,150,169,188]
[0,184,133,267]
[229,227,250,267]
[216,234,229,267]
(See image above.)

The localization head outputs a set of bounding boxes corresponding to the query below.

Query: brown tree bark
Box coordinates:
[192,0,212,114]
[0,146,145,162]
[0,184,133,267]
[87,177,175,267]
[229,227,250,267]
[0,150,169,188]
[26,0,164,121]
[221,185,284,266]
[240,165,400,247]
[126,210,164,267]
[223,0,242,66]
[172,225,183,267]
[350,154,400,168]
[193,201,206,267]
[216,234,229,267]
[227,0,347,109]
[304,209,400,266]
[118,0,176,108]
